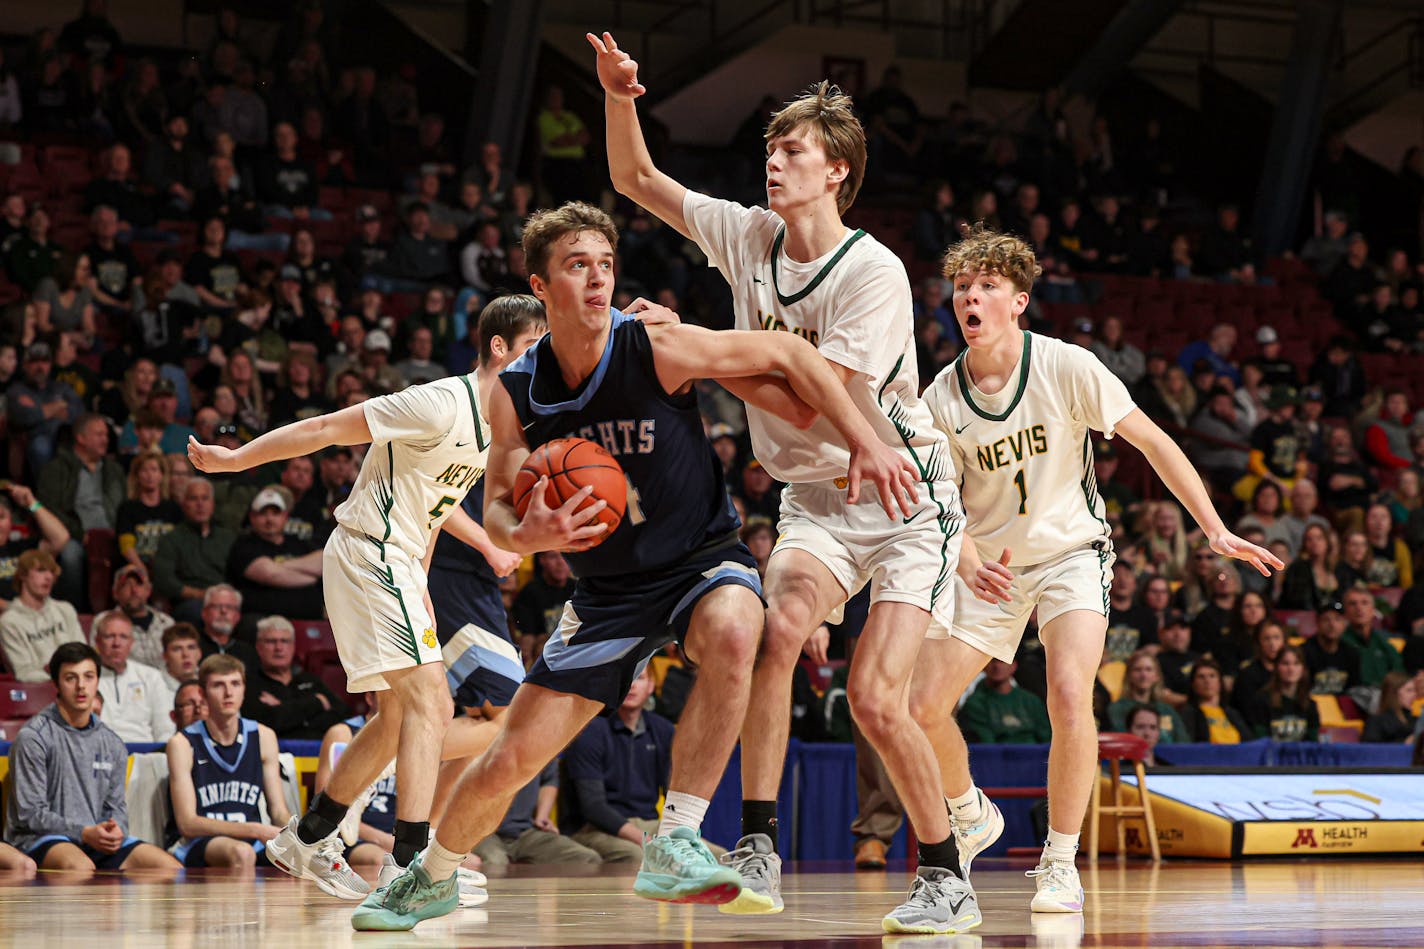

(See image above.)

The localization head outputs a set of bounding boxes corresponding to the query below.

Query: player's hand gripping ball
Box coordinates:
[514,437,627,546]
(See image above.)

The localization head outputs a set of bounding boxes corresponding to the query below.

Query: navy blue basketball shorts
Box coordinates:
[428,567,523,708]
[525,538,764,711]
[171,836,272,868]
[28,834,144,869]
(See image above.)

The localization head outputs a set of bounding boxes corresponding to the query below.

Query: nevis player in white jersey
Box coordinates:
[187,297,544,905]
[915,226,1282,915]
[591,32,977,934]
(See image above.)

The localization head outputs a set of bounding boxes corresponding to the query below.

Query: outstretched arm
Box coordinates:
[188,404,373,474]
[717,375,817,429]
[589,32,692,239]
[648,323,919,517]
[1115,408,1284,576]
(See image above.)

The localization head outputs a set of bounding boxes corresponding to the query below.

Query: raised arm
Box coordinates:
[1115,408,1284,576]
[648,323,919,517]
[588,32,691,239]
[187,403,373,474]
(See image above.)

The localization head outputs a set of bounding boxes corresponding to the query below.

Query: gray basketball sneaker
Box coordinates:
[717,833,784,915]
[882,866,983,935]
[266,816,371,900]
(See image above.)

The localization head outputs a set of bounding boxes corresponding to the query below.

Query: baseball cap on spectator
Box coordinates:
[1073,318,1094,335]
[1317,600,1344,615]
[113,563,148,587]
[24,341,52,362]
[215,422,240,441]
[1162,610,1188,629]
[279,264,302,282]
[250,487,288,513]
[709,423,736,443]
[364,329,392,352]
[1256,326,1279,345]
[356,204,380,222]
[152,378,178,397]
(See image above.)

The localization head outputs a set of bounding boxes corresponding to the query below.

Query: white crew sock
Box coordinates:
[947,786,986,825]
[1042,828,1080,866]
[658,791,710,837]
[420,838,466,883]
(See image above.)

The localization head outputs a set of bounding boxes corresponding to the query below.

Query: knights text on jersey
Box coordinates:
[333,374,490,561]
[923,332,1136,567]
[683,190,952,486]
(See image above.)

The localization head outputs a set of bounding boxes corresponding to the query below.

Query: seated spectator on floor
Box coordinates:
[152,478,238,623]
[315,695,399,871]
[166,654,290,870]
[0,482,71,611]
[159,622,204,694]
[958,657,1051,744]
[8,341,83,476]
[37,411,123,546]
[1280,523,1342,612]
[1229,620,1287,712]
[1182,659,1248,743]
[226,488,324,620]
[1365,389,1415,472]
[240,615,347,740]
[92,609,173,744]
[3,642,180,871]
[1362,671,1417,743]
[1124,705,1161,766]
[561,667,687,862]
[474,761,600,868]
[1107,650,1190,742]
[116,450,184,571]
[1242,645,1319,741]
[1363,502,1412,588]
[0,550,84,682]
[169,678,207,731]
[512,551,575,666]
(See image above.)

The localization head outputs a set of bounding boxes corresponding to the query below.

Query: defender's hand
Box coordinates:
[845,440,920,520]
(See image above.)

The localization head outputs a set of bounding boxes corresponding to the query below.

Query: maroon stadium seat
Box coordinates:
[293,620,337,661]
[0,680,58,720]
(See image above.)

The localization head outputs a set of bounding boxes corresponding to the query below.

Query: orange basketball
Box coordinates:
[513,437,627,545]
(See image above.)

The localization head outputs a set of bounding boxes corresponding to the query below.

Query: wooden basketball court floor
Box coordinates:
[2,858,1421,947]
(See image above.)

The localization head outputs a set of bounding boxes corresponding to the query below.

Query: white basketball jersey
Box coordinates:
[683,191,952,485]
[922,332,1135,567]
[334,374,490,561]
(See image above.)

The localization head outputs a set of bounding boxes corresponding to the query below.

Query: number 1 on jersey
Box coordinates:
[1013,468,1028,516]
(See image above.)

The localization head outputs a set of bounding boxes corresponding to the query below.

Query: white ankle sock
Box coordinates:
[420,838,465,883]
[947,786,985,824]
[1043,829,1079,866]
[658,791,710,837]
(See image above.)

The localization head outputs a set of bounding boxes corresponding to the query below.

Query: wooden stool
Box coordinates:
[1087,732,1160,861]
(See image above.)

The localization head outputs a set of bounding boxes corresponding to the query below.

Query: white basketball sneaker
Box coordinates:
[267,816,370,900]
[951,789,1004,876]
[1028,860,1084,913]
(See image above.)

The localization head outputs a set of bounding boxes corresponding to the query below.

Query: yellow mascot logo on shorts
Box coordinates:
[422,627,437,649]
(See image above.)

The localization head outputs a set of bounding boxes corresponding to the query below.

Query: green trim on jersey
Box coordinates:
[878,354,962,609]
[955,331,1033,422]
[363,442,420,663]
[770,228,867,306]
[1079,432,1112,538]
[458,374,488,451]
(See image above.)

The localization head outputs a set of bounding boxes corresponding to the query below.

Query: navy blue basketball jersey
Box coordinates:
[183,719,266,825]
[428,479,509,645]
[345,715,397,835]
[501,311,741,578]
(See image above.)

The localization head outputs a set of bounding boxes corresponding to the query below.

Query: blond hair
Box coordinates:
[522,202,619,278]
[198,653,246,687]
[765,81,867,215]
[126,448,169,500]
[940,223,1043,293]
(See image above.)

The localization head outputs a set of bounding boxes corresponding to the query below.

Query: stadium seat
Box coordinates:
[1097,660,1126,700]
[84,528,116,612]
[0,680,58,721]
[1311,693,1361,730]
[798,657,845,696]
[293,620,336,662]
[1320,725,1360,743]
[1277,610,1316,638]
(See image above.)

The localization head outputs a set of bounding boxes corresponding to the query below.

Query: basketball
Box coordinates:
[513,437,627,543]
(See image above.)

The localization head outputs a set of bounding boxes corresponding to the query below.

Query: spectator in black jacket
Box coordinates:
[83,144,155,228]
[239,615,347,740]
[386,202,449,285]
[339,205,388,294]
[144,114,205,218]
[257,122,328,220]
[1361,671,1416,742]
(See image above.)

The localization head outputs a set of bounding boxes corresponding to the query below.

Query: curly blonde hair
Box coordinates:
[940,222,1043,292]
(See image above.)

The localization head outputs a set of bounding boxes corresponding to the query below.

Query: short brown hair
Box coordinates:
[198,653,246,687]
[162,622,200,650]
[522,202,618,279]
[940,223,1043,293]
[765,81,867,215]
[15,548,60,585]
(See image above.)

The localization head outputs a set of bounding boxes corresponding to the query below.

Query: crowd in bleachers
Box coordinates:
[0,1,1420,774]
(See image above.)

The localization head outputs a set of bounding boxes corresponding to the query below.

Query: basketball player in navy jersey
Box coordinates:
[316,694,400,871]
[354,201,918,931]
[166,654,290,870]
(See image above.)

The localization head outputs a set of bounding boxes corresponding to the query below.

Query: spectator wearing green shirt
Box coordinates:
[151,478,236,625]
[1106,649,1191,743]
[1341,584,1404,687]
[958,658,1051,744]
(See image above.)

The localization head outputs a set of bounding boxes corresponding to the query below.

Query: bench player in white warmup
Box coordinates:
[187,297,545,907]
[592,32,979,934]
[913,226,1282,916]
